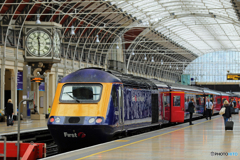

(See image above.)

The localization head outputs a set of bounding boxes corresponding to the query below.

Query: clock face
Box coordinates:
[26,30,52,57]
[53,31,61,57]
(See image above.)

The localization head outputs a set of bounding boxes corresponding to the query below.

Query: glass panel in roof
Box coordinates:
[110,0,240,55]
[184,51,240,83]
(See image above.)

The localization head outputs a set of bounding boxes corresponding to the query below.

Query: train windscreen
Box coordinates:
[60,84,103,103]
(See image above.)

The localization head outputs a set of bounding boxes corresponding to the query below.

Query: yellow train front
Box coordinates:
[47,69,122,151]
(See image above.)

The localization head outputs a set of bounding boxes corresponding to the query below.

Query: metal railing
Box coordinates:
[0,135,6,160]
[17,99,33,160]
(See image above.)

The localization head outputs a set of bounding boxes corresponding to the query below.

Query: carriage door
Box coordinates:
[118,85,124,129]
[171,92,184,123]
[152,94,159,124]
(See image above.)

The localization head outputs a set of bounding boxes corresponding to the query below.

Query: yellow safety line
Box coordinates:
[114,140,129,142]
[76,116,222,160]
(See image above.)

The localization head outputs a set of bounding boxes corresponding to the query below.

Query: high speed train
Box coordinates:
[47,68,240,151]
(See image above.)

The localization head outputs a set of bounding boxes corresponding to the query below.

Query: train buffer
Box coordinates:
[0,141,46,160]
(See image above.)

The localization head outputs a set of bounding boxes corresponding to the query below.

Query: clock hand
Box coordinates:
[37,36,40,56]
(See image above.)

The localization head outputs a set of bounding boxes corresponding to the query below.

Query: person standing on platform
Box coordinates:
[222,100,231,126]
[232,98,236,108]
[205,98,213,120]
[188,98,195,125]
[5,99,14,126]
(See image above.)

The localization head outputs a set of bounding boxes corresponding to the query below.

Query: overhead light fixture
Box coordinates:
[176,65,178,70]
[116,43,119,49]
[161,59,163,65]
[170,63,172,68]
[36,14,41,24]
[96,35,100,43]
[132,51,135,56]
[144,55,147,60]
[151,57,154,62]
[70,25,75,35]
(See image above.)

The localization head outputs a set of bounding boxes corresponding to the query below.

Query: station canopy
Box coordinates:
[1,0,240,82]
[110,0,240,55]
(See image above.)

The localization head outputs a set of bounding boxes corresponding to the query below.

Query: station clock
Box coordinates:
[53,30,61,58]
[24,22,62,76]
[26,29,52,57]
[24,22,62,63]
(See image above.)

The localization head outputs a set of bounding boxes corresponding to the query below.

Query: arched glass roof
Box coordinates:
[183,50,240,83]
[110,0,240,56]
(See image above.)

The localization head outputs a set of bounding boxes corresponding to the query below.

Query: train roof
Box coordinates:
[219,92,230,96]
[61,68,158,90]
[164,82,203,93]
[226,92,240,97]
[202,88,221,95]
[60,68,121,83]
[108,70,158,90]
[149,79,169,88]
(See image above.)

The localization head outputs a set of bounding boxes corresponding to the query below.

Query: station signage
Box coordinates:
[30,76,45,83]
[17,72,23,90]
[227,74,240,80]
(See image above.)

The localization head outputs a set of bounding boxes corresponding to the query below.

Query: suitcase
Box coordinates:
[8,115,14,126]
[225,120,234,130]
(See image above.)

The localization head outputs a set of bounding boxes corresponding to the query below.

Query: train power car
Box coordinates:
[47,68,229,151]
[47,68,161,151]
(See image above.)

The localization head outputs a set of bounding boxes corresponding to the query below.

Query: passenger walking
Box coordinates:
[205,98,213,120]
[188,98,195,125]
[222,100,232,126]
[5,99,14,126]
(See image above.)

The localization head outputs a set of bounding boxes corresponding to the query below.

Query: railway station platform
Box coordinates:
[0,119,48,136]
[44,115,240,160]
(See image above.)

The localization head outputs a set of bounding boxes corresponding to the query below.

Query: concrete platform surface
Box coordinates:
[0,119,48,135]
[43,115,240,160]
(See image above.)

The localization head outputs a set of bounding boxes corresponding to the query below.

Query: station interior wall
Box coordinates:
[4,69,49,115]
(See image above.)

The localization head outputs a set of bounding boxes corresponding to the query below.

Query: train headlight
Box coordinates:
[55,117,60,123]
[50,117,54,123]
[89,118,95,123]
[96,118,103,123]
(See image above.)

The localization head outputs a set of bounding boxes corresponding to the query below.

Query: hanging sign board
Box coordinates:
[227,74,240,80]
[39,83,45,91]
[30,76,45,83]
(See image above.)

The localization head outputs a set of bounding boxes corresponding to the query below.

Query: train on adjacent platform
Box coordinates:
[47,68,240,151]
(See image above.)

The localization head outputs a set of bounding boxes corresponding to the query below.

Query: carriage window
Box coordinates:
[173,96,181,106]
[222,98,226,103]
[60,84,102,103]
[217,98,221,104]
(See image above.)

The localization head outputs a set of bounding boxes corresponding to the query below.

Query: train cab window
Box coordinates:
[60,84,102,103]
[173,96,181,106]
